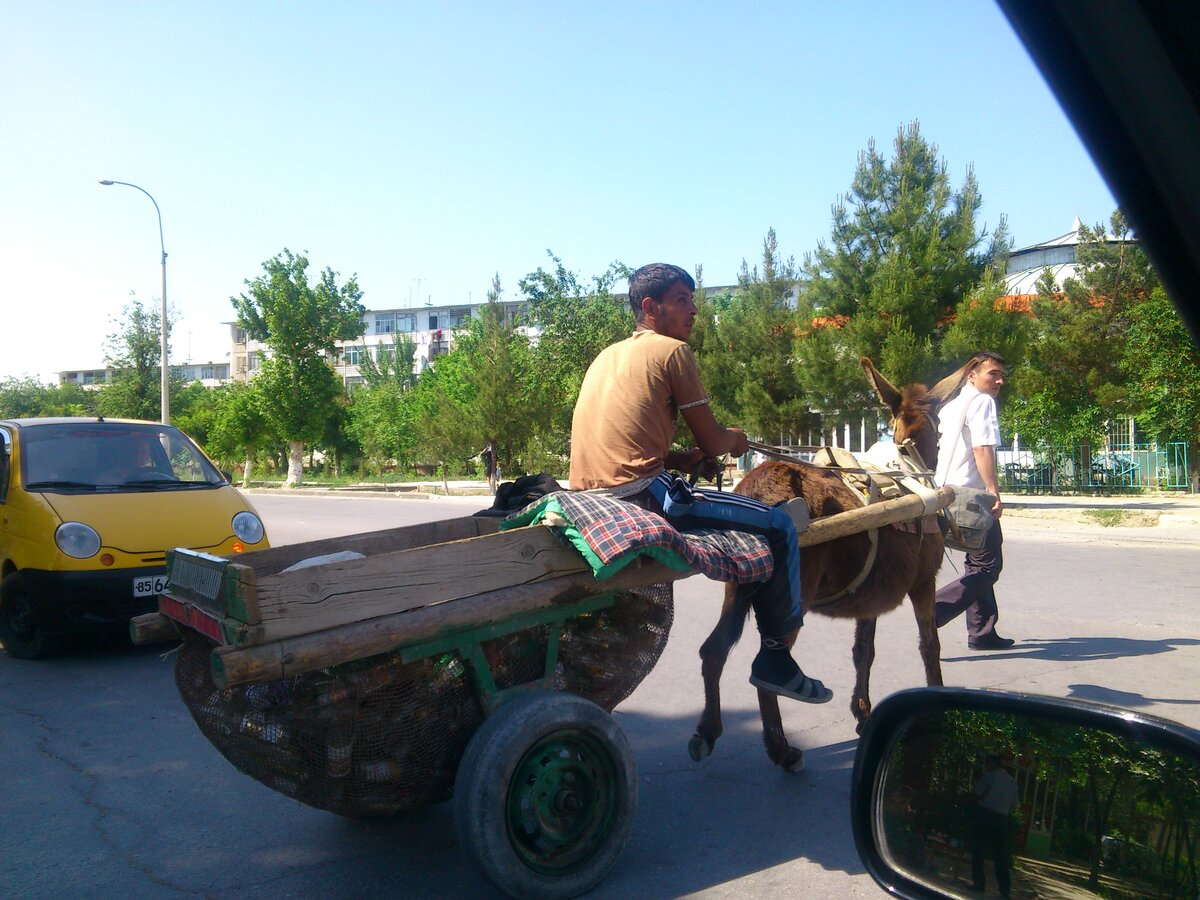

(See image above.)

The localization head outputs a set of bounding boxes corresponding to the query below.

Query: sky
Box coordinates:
[1,0,1117,384]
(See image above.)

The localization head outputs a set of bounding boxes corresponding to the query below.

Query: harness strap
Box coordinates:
[811,526,880,607]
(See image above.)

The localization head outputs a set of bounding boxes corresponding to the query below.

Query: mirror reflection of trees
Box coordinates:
[880,709,1199,898]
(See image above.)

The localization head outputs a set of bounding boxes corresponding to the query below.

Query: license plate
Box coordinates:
[132,574,169,597]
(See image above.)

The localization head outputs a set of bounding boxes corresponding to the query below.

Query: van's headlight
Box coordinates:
[232,511,265,545]
[56,522,102,559]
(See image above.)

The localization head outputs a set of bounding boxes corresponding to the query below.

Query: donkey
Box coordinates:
[689,357,964,772]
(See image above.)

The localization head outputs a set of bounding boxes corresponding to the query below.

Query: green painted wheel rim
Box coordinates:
[505,728,620,875]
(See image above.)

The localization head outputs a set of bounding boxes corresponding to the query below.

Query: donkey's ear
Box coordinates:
[861,357,903,415]
[929,360,974,406]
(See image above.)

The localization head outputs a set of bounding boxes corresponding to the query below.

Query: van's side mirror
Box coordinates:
[852,688,1200,899]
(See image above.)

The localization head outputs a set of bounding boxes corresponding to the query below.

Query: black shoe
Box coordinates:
[969,634,1016,650]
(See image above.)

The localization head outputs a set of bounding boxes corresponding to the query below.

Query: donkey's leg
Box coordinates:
[756,662,805,772]
[690,582,749,762]
[757,694,804,772]
[910,578,944,687]
[851,618,878,732]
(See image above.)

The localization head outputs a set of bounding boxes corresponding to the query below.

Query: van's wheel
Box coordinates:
[454,692,637,899]
[0,572,57,659]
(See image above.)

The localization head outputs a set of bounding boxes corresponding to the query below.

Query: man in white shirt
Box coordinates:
[934,351,1015,650]
[971,753,1020,896]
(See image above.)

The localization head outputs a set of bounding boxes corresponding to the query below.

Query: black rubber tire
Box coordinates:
[0,572,58,659]
[453,692,637,899]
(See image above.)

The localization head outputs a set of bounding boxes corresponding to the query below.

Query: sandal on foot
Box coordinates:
[749,670,833,704]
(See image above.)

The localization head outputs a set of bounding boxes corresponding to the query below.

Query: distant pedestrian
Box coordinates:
[481,444,498,493]
[971,754,1019,896]
[934,351,1015,650]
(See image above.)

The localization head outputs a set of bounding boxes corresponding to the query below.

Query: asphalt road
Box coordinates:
[1,493,1197,898]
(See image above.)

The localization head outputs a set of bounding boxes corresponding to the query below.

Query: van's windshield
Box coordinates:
[19,423,224,493]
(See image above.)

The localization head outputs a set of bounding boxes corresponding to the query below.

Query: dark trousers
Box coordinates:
[636,473,802,640]
[971,808,1012,896]
[936,516,1003,641]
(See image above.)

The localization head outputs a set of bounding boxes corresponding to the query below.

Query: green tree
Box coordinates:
[348,337,419,474]
[96,293,177,421]
[690,265,741,427]
[695,230,813,443]
[407,354,476,494]
[170,380,221,448]
[207,381,275,486]
[802,121,1009,387]
[0,378,93,418]
[232,249,365,486]
[450,274,537,490]
[520,253,632,456]
[1121,286,1200,487]
[317,390,357,478]
[941,271,1031,372]
[1007,212,1157,449]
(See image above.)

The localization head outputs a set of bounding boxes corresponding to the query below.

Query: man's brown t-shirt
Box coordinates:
[568,329,708,490]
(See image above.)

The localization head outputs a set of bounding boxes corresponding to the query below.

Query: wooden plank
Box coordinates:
[210,555,688,688]
[796,486,954,546]
[129,612,181,645]
[158,592,264,646]
[235,515,498,577]
[247,525,590,644]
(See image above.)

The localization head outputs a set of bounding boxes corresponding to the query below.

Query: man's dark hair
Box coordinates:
[969,350,1007,371]
[627,263,695,319]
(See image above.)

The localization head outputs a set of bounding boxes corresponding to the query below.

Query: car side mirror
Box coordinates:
[852,688,1200,899]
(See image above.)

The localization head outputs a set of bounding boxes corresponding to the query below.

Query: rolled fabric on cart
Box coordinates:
[500,490,774,585]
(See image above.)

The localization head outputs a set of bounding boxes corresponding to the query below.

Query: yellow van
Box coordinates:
[0,417,269,658]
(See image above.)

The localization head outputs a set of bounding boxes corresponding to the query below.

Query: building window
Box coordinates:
[397,313,416,332]
[375,313,396,334]
[248,354,260,372]
[505,304,527,327]
[345,345,365,365]
[201,366,214,380]
[376,343,394,363]
[443,308,470,329]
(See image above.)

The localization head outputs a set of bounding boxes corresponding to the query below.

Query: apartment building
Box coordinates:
[57,361,231,389]
[229,299,531,387]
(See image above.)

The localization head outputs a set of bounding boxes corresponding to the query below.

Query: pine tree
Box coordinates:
[802,121,1008,388]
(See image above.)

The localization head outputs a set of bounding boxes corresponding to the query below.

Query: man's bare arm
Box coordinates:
[681,403,749,457]
[973,444,1004,518]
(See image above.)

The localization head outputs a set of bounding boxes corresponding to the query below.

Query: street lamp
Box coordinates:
[99,179,170,424]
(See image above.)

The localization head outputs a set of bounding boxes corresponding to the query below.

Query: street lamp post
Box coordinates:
[99,179,170,424]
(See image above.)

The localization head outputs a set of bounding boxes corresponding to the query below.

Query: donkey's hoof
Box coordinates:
[688,732,713,762]
[783,749,805,773]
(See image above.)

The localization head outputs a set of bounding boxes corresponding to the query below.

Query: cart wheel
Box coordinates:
[453,691,637,899]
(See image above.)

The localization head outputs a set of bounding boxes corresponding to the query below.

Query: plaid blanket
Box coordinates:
[500,490,774,584]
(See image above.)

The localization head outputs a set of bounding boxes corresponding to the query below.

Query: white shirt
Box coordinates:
[976,767,1019,815]
[935,383,1001,489]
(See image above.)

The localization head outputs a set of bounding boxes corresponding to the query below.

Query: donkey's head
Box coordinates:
[860,358,941,469]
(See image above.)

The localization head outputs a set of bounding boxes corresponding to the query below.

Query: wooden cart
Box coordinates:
[133,487,951,899]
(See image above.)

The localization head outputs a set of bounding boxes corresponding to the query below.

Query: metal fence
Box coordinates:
[996,442,1191,493]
